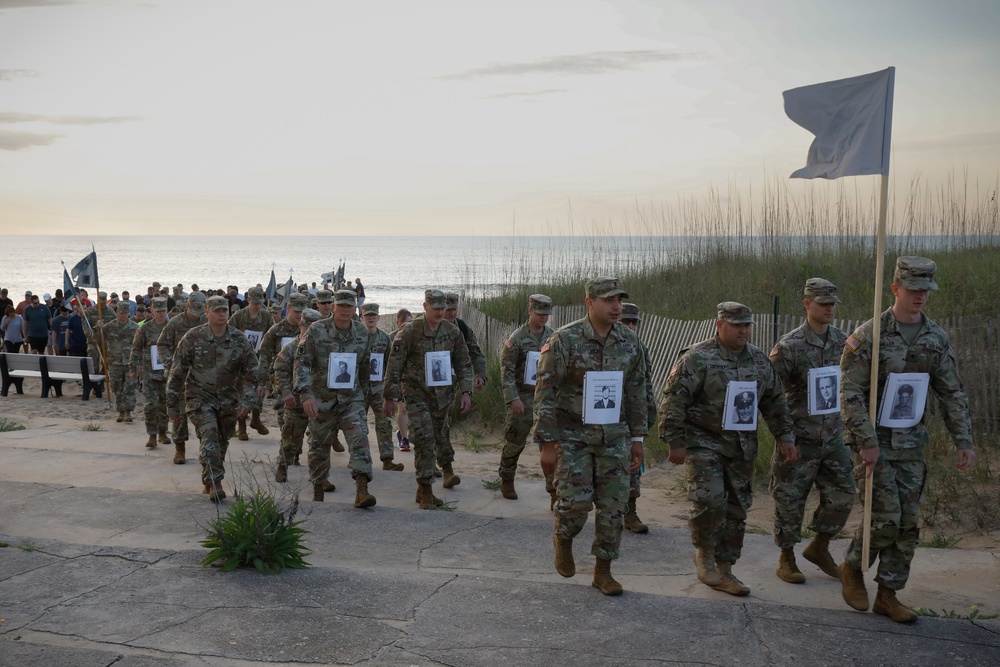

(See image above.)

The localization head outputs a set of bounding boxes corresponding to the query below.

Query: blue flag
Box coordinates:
[265,269,278,302]
[62,267,76,301]
[70,250,100,288]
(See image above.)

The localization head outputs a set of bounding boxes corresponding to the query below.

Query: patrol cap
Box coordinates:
[206,295,229,312]
[333,289,357,306]
[269,304,282,314]
[315,289,334,304]
[151,297,168,312]
[734,391,755,408]
[529,294,552,315]
[187,291,207,315]
[621,302,641,322]
[98,291,108,300]
[287,293,309,312]
[361,302,380,316]
[894,256,939,291]
[424,289,447,308]
[301,308,323,324]
[248,286,265,304]
[585,276,628,299]
[445,292,460,309]
[717,301,753,324]
[898,383,914,396]
[803,278,841,304]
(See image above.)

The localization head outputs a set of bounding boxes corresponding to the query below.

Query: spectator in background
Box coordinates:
[50,305,71,355]
[16,290,32,316]
[2,305,25,353]
[23,293,53,355]
[120,290,136,317]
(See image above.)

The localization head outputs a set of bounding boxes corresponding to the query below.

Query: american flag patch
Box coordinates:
[769,345,780,359]
[540,342,550,354]
[504,340,513,349]
[393,333,403,342]
[845,334,861,351]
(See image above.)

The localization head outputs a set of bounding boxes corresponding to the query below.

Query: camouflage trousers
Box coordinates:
[770,437,855,548]
[306,399,373,484]
[553,438,630,561]
[407,398,452,485]
[188,403,236,484]
[845,457,926,591]
[685,447,753,565]
[277,404,308,466]
[141,374,167,435]
[364,389,395,462]
[171,394,190,444]
[499,393,534,479]
[108,363,136,413]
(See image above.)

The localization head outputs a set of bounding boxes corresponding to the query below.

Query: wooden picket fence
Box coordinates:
[456,304,1000,438]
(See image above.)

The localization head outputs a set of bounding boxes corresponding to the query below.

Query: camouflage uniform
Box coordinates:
[272,309,323,467]
[259,294,307,429]
[841,259,973,591]
[769,281,855,549]
[229,287,272,414]
[130,304,169,436]
[658,303,794,567]
[91,312,138,414]
[293,292,375,486]
[84,294,115,375]
[384,291,473,486]
[156,293,207,445]
[534,279,648,562]
[499,295,554,487]
[166,303,258,487]
[361,303,396,464]
[620,303,658,500]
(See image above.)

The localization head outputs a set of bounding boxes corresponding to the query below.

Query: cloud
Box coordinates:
[0,69,40,81]
[0,111,143,125]
[481,89,568,100]
[0,0,77,9]
[441,50,707,81]
[899,129,1000,152]
[0,129,60,150]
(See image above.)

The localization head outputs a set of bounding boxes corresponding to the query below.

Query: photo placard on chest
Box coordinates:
[582,370,624,425]
[327,352,357,389]
[425,350,452,387]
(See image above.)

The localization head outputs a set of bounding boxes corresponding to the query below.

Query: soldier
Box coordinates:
[84,291,115,376]
[839,257,975,623]
[258,293,308,433]
[315,289,334,319]
[294,289,378,508]
[383,289,473,508]
[130,296,171,448]
[166,296,258,502]
[620,302,657,534]
[229,286,272,441]
[497,294,553,501]
[535,277,646,596]
[361,302,404,472]
[273,307,323,481]
[91,301,139,423]
[440,291,486,482]
[659,302,794,596]
[156,291,207,464]
[768,278,855,584]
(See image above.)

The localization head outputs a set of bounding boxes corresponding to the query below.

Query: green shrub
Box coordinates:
[200,488,310,574]
[0,418,26,432]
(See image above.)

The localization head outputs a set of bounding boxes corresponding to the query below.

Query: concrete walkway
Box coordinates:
[2,423,998,666]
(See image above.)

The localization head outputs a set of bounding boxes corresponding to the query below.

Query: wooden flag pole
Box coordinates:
[862,172,890,571]
[96,289,112,405]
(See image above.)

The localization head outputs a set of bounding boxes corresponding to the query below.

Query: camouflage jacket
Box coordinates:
[383,316,473,410]
[841,308,972,461]
[88,318,138,367]
[500,321,553,403]
[272,336,302,400]
[638,339,657,432]
[769,322,847,445]
[258,319,301,388]
[156,313,207,373]
[129,318,168,380]
[229,306,271,333]
[533,316,648,446]
[457,318,488,382]
[166,324,258,416]
[658,336,793,460]
[366,327,391,397]
[293,318,371,405]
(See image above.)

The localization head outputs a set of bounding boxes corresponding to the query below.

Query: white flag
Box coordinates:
[784,67,894,180]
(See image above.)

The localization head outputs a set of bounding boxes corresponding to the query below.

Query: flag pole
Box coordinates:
[862,172,890,572]
[91,245,112,405]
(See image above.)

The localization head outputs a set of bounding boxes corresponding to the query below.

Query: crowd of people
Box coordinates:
[0,256,977,618]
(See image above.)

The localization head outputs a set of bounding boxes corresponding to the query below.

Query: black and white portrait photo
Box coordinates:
[327,352,357,390]
[807,366,841,416]
[425,350,452,387]
[878,372,930,429]
[723,380,757,431]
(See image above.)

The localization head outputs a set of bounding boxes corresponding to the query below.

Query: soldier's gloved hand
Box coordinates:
[956,448,976,470]
[383,399,396,418]
[283,394,297,408]
[539,442,557,476]
[510,399,525,415]
[778,441,799,464]
[667,446,686,465]
[859,446,880,476]
[460,392,472,414]
[302,397,319,418]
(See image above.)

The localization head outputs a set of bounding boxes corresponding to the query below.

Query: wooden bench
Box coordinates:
[0,352,106,400]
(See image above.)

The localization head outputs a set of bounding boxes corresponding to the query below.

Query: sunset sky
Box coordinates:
[1,0,997,235]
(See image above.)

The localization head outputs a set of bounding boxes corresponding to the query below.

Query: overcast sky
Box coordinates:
[1,0,997,235]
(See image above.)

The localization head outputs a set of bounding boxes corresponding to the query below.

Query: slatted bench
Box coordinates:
[0,352,106,400]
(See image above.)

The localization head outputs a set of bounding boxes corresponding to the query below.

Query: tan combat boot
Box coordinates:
[157,429,170,444]
[249,410,269,435]
[313,485,324,502]
[802,532,839,578]
[693,549,722,586]
[623,497,648,534]
[382,459,404,471]
[441,463,461,488]
[354,477,376,509]
[500,478,517,500]
[592,557,623,596]
[237,418,249,441]
[206,478,226,503]
[332,435,345,452]
[553,535,575,578]
[839,562,870,611]
[873,584,917,623]
[418,483,444,509]
[116,411,125,423]
[320,480,336,492]
[713,562,750,596]
[124,410,133,423]
[776,548,805,584]
[275,463,287,483]
[549,490,557,512]
[145,434,157,449]
[172,442,186,464]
